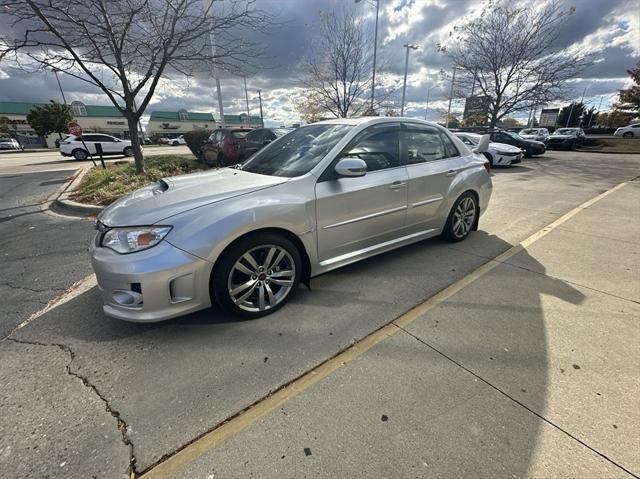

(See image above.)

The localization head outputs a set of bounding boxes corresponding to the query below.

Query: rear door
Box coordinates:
[202,130,222,162]
[403,123,466,233]
[315,123,409,264]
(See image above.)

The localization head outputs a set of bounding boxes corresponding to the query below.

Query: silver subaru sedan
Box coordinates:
[90,118,492,321]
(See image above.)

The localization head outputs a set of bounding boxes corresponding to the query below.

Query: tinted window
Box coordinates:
[245,130,263,142]
[240,124,353,178]
[345,125,399,172]
[272,129,291,137]
[440,132,460,158]
[404,127,447,164]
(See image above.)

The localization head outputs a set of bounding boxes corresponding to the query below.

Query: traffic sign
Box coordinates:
[67,121,82,136]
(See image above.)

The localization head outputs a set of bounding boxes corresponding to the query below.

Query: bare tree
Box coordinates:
[0,0,272,173]
[441,1,589,129]
[300,9,392,119]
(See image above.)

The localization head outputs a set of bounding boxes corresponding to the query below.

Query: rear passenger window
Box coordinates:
[403,127,447,164]
[440,132,459,158]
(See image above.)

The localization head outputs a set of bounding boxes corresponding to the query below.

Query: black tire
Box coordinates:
[73,149,88,161]
[123,146,133,157]
[217,153,227,167]
[623,132,633,138]
[441,192,478,243]
[212,233,302,318]
[172,141,179,146]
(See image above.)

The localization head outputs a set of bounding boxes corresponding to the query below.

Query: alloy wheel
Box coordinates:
[452,197,476,239]
[227,245,296,313]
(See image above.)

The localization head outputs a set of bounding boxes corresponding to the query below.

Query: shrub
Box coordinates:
[183,129,212,160]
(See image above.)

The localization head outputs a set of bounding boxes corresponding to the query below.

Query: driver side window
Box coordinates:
[343,125,399,172]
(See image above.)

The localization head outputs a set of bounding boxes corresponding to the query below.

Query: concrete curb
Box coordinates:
[576,149,640,155]
[50,167,104,217]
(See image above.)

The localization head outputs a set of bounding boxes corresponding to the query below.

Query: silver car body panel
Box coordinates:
[92,117,492,321]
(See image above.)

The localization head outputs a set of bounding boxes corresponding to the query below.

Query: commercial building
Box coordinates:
[147,110,263,139]
[0,100,127,148]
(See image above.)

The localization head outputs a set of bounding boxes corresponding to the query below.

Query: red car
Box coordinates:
[201,128,251,166]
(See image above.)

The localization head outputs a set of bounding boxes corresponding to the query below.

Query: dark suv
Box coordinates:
[489,130,546,157]
[238,128,292,161]
[201,128,252,166]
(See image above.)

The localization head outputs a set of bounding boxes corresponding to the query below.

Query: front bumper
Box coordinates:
[90,237,213,322]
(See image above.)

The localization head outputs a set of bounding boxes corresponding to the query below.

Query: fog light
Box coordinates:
[112,290,143,306]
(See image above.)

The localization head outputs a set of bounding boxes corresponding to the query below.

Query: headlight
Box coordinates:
[101,226,172,254]
[494,150,513,155]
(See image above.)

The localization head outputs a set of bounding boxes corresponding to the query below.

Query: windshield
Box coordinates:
[554,128,577,135]
[520,129,538,135]
[239,123,353,177]
[272,128,291,137]
[503,131,523,140]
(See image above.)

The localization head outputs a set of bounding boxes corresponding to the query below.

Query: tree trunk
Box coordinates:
[126,116,144,174]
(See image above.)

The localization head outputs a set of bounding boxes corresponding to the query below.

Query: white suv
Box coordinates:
[60,134,135,160]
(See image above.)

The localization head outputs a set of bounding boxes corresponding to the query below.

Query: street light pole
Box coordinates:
[204,0,225,128]
[53,69,67,104]
[257,90,264,128]
[400,43,419,117]
[243,76,250,125]
[446,66,457,128]
[355,0,379,113]
[424,86,430,121]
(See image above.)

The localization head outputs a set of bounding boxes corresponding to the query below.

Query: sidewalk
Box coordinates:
[170,181,640,478]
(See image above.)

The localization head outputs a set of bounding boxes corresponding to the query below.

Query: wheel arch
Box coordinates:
[209,227,312,301]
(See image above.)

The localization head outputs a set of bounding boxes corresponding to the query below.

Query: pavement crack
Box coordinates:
[0,282,66,294]
[392,324,640,479]
[3,337,138,476]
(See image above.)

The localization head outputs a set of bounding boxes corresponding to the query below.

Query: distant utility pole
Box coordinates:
[205,0,224,127]
[243,77,250,123]
[446,66,457,128]
[400,43,419,116]
[424,86,430,121]
[52,69,67,104]
[355,0,379,112]
[257,89,264,127]
[588,95,604,128]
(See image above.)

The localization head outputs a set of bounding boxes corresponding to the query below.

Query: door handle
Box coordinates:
[389,181,406,190]
[445,169,458,177]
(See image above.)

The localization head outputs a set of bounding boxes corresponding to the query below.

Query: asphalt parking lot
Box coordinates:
[0,150,638,478]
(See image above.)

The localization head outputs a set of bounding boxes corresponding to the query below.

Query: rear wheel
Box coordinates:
[213,233,302,318]
[123,146,133,157]
[73,149,88,161]
[623,132,633,138]
[442,192,478,243]
[172,141,179,146]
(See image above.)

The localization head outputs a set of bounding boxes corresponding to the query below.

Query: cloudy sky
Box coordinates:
[0,0,638,127]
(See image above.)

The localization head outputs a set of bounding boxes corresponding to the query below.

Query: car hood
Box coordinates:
[489,142,522,152]
[98,168,289,227]
[524,139,545,147]
[519,134,540,140]
[550,135,576,140]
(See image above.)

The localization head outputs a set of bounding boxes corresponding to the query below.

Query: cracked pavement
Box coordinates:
[1,152,639,478]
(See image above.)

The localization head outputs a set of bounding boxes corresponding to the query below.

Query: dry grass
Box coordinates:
[70,155,210,206]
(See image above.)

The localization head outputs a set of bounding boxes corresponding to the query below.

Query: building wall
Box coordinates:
[147,120,216,138]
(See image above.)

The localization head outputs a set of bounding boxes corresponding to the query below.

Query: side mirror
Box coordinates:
[473,134,491,154]
[334,157,367,177]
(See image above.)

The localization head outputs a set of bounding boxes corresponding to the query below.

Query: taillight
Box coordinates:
[483,160,491,173]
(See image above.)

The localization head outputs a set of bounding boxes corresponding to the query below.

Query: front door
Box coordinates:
[315,123,408,265]
[403,123,467,233]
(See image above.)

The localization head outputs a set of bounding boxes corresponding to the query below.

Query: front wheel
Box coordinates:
[213,233,302,318]
[442,193,478,243]
[123,146,133,157]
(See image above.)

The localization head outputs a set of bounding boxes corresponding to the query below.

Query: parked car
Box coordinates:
[547,128,585,149]
[169,135,187,146]
[519,128,550,144]
[613,123,640,138]
[157,137,170,145]
[238,128,292,161]
[143,137,153,145]
[90,118,492,321]
[0,137,22,150]
[201,128,252,166]
[455,132,523,166]
[489,130,545,157]
[59,134,135,160]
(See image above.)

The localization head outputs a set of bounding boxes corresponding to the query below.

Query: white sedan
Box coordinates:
[455,132,523,166]
[0,137,21,150]
[613,123,640,138]
[169,135,187,146]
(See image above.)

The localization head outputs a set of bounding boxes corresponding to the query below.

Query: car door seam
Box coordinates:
[323,205,408,230]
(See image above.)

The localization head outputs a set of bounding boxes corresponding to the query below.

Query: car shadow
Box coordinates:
[8,230,586,476]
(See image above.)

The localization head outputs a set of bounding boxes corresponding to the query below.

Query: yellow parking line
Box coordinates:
[139,180,630,479]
